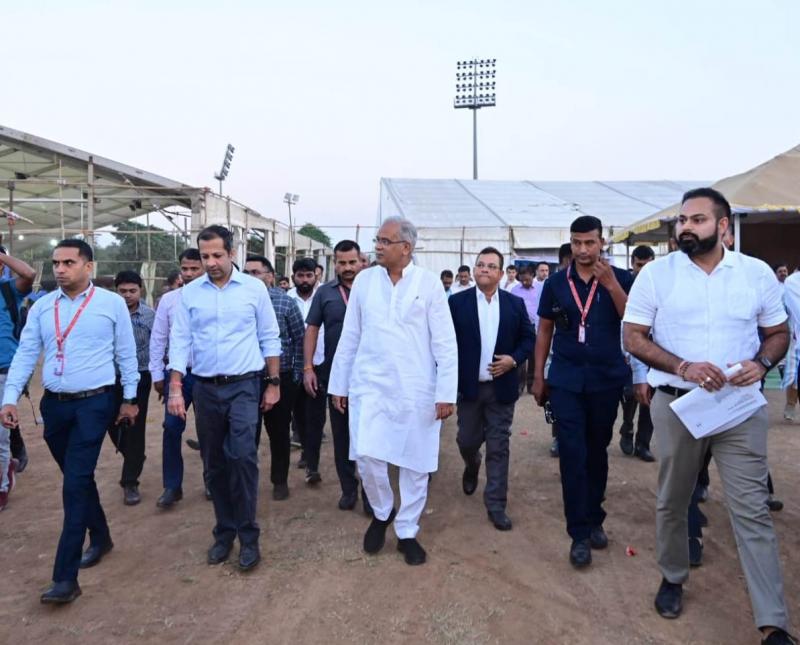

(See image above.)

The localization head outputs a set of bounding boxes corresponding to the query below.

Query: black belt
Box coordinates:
[195,370,262,386]
[657,385,691,398]
[44,385,114,401]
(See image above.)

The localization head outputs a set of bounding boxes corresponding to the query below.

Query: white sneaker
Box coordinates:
[784,405,795,421]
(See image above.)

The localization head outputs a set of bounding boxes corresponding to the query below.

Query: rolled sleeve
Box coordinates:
[758,267,789,328]
[256,285,282,358]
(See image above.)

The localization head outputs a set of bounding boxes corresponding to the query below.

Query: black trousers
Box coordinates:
[194,376,261,547]
[619,386,653,449]
[256,372,297,485]
[107,371,152,487]
[456,382,516,512]
[550,386,621,541]
[303,368,328,473]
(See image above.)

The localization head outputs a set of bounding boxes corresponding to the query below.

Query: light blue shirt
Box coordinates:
[2,283,140,405]
[168,268,281,377]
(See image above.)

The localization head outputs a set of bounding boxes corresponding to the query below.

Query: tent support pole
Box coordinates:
[733,212,741,252]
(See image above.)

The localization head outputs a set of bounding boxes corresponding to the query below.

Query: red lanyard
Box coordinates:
[566,265,598,344]
[338,285,349,306]
[54,286,96,358]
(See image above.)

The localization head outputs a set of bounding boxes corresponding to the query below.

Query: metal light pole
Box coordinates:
[283,192,299,269]
[454,58,496,180]
[213,143,235,195]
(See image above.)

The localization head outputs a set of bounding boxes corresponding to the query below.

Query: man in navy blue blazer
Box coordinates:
[449,247,535,531]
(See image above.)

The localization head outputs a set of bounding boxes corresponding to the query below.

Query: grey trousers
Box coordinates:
[651,390,788,631]
[194,376,261,547]
[456,382,516,512]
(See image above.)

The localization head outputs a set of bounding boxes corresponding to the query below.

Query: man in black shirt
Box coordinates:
[533,216,633,569]
[304,240,370,512]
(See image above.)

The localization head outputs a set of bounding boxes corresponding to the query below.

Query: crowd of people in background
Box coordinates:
[0,187,797,644]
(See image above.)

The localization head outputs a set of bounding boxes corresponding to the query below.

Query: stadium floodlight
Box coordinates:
[213,143,236,195]
[453,58,496,180]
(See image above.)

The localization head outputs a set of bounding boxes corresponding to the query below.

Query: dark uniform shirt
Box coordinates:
[305,277,350,377]
[268,286,305,381]
[538,261,633,393]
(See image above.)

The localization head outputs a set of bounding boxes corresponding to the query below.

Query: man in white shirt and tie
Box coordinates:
[329,216,457,566]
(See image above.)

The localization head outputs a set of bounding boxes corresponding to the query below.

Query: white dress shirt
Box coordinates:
[288,285,325,366]
[149,288,189,379]
[624,248,787,389]
[168,269,282,377]
[450,280,474,295]
[476,287,500,381]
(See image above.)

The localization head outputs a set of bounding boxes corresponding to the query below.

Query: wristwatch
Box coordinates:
[122,398,138,405]
[756,356,773,372]
[265,375,281,387]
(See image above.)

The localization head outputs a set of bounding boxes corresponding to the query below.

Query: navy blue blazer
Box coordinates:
[449,287,535,405]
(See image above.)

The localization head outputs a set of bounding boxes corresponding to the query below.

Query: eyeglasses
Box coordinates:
[475,262,501,271]
[373,237,407,247]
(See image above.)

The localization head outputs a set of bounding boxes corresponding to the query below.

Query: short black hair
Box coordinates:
[457,265,470,274]
[246,254,275,273]
[570,215,603,237]
[115,270,143,288]
[558,243,572,263]
[278,275,289,283]
[477,246,505,270]
[518,265,533,276]
[681,187,731,222]
[197,225,233,252]
[506,264,517,273]
[631,245,655,261]
[166,269,182,287]
[334,239,361,255]
[440,269,453,279]
[774,262,789,272]
[292,257,317,274]
[535,261,549,270]
[55,238,93,262]
[179,248,201,262]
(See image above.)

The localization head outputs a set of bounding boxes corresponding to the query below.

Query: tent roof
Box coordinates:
[611,142,800,243]
[380,178,707,231]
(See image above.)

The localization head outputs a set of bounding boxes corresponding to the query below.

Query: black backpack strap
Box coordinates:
[0,281,20,339]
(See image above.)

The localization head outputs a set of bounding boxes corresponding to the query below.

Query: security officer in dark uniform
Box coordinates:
[532,215,633,569]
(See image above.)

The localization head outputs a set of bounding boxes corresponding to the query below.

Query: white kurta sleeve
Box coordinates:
[328,272,364,397]
[427,276,458,403]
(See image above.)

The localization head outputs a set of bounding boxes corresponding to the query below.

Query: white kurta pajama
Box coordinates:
[328,263,457,538]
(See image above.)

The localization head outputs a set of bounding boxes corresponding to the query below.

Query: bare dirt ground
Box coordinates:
[0,377,798,645]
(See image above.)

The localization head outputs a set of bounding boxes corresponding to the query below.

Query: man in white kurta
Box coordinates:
[329,217,457,566]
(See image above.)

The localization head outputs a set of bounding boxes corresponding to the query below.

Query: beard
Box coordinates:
[295,282,313,295]
[677,231,718,257]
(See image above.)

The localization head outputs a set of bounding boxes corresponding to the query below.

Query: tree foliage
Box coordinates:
[297,223,332,247]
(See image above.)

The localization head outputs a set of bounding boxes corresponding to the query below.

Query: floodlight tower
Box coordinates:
[213,143,235,195]
[283,192,300,267]
[454,58,496,180]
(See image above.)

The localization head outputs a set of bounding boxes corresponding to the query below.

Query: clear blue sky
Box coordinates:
[5,0,800,231]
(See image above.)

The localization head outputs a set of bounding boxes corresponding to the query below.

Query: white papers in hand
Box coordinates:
[668,364,767,439]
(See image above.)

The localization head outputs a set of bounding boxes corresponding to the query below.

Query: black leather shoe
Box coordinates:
[549,437,559,458]
[207,541,232,565]
[363,508,397,554]
[462,452,481,495]
[40,581,82,604]
[272,483,289,501]
[654,578,683,619]
[589,526,608,549]
[487,510,513,531]
[768,495,784,512]
[762,628,799,644]
[338,491,358,510]
[157,487,183,508]
[305,470,322,485]
[204,483,213,501]
[238,544,260,571]
[688,537,703,567]
[635,446,656,462]
[185,438,201,451]
[123,485,141,506]
[79,540,113,569]
[619,434,634,456]
[569,539,592,568]
[397,538,427,565]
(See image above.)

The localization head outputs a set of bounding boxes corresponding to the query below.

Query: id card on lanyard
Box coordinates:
[54,286,96,375]
[566,265,598,344]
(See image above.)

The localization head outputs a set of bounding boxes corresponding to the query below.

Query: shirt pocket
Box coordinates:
[726,288,757,321]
